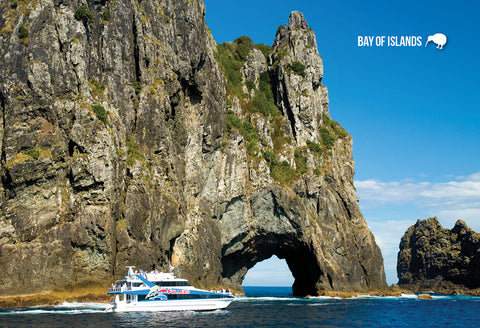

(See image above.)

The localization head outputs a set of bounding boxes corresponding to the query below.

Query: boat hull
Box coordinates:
[107,298,233,312]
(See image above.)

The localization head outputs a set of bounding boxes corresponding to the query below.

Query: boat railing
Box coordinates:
[108,286,130,293]
[146,272,176,281]
[126,270,177,281]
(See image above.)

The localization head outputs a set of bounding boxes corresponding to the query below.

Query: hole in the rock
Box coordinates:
[242,255,294,296]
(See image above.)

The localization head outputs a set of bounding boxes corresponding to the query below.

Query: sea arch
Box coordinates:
[172,186,386,296]
[218,188,323,296]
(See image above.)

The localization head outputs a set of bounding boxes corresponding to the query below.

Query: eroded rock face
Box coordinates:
[0,2,386,296]
[271,11,325,146]
[398,217,480,292]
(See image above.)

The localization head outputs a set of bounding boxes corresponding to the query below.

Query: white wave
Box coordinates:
[55,302,110,309]
[430,295,449,300]
[305,296,341,300]
[1,309,98,315]
[235,296,300,302]
[0,302,110,315]
[430,295,480,300]
[347,294,418,300]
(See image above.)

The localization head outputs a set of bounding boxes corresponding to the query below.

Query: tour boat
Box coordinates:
[106,266,235,312]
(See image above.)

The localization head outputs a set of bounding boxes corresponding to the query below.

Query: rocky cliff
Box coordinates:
[398,217,480,293]
[0,0,386,297]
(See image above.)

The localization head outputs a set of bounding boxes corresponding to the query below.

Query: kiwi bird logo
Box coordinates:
[425,33,447,49]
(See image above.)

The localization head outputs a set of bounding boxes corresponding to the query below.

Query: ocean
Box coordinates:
[1,286,480,327]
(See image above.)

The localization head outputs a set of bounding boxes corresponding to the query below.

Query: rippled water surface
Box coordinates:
[1,287,480,327]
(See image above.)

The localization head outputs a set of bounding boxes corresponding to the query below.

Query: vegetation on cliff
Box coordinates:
[0,1,386,301]
[216,34,349,186]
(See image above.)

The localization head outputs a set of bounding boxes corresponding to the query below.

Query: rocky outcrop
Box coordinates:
[398,217,480,293]
[0,1,386,297]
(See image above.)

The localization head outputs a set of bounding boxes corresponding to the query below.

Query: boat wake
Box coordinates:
[236,292,479,303]
[0,302,109,315]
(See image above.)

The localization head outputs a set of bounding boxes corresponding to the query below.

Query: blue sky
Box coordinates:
[203,0,480,286]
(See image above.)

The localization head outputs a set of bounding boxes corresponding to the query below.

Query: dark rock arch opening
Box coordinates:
[221,232,322,297]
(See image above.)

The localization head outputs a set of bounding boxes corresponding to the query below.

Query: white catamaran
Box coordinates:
[106,266,235,312]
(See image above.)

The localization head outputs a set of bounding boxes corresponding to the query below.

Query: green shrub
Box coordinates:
[322,113,349,138]
[226,110,242,133]
[251,91,270,116]
[102,8,111,21]
[272,50,288,67]
[234,36,253,60]
[234,36,253,45]
[322,112,332,127]
[289,61,306,77]
[24,148,39,160]
[306,140,323,156]
[117,219,126,230]
[89,78,105,98]
[276,25,284,36]
[270,160,296,185]
[320,127,335,149]
[245,79,255,91]
[216,42,247,98]
[75,6,94,23]
[133,81,142,95]
[333,123,349,138]
[92,104,108,125]
[10,0,18,9]
[242,120,259,142]
[126,134,145,166]
[249,72,281,118]
[271,119,290,153]
[259,71,270,85]
[263,150,300,185]
[215,37,271,102]
[235,44,250,61]
[246,140,259,157]
[18,25,28,39]
[294,149,308,174]
[263,150,277,164]
[254,43,272,59]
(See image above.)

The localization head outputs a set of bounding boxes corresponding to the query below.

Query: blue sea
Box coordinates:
[1,287,480,327]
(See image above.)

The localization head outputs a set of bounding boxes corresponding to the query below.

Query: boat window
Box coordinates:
[166,294,231,300]
[156,281,191,287]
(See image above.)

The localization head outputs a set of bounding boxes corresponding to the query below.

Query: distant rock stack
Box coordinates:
[398,217,480,293]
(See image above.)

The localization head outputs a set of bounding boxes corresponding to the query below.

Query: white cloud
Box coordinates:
[355,171,480,229]
[354,180,432,205]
